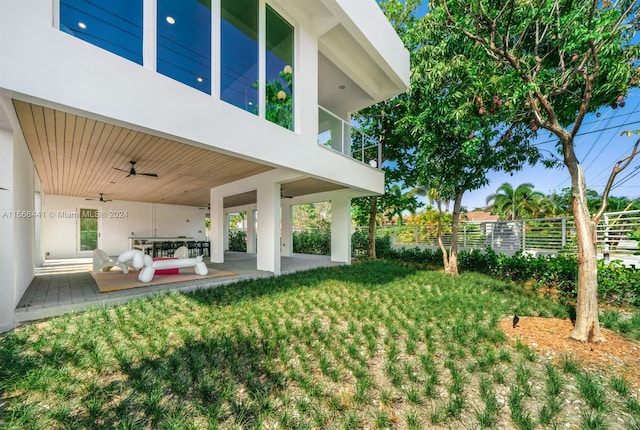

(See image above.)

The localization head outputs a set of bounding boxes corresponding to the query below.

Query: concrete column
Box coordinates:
[209,191,224,263]
[331,193,351,264]
[281,202,293,257]
[246,208,256,254]
[223,214,229,251]
[0,128,16,332]
[256,181,280,274]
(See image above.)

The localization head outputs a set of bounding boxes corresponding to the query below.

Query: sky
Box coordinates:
[405,0,640,211]
[461,88,640,210]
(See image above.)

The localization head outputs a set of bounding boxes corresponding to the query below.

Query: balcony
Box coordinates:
[318,106,381,168]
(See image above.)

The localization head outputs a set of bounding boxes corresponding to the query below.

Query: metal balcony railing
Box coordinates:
[318,106,381,168]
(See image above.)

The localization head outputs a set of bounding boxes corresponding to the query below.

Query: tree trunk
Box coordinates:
[445,189,463,275]
[436,200,449,270]
[564,139,603,343]
[368,195,377,259]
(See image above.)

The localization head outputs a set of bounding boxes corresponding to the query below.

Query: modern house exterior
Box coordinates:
[0,0,409,331]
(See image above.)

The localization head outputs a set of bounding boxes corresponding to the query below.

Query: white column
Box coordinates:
[246,208,256,254]
[223,214,229,250]
[331,193,351,264]
[281,202,293,257]
[209,190,224,263]
[0,128,16,331]
[256,181,280,274]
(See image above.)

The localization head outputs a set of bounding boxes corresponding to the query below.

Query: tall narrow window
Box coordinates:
[60,0,143,65]
[79,209,99,251]
[157,0,212,94]
[221,0,259,113]
[266,6,294,130]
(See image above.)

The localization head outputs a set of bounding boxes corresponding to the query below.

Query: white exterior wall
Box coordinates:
[0,123,36,331]
[0,0,409,324]
[0,128,17,331]
[42,196,207,258]
[0,0,385,196]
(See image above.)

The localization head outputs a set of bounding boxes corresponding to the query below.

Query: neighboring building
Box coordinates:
[0,0,409,330]
[463,210,499,222]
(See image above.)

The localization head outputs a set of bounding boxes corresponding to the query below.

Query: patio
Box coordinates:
[14,252,344,325]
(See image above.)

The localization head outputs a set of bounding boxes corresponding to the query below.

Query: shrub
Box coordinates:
[228,230,247,252]
[293,230,331,255]
[351,230,394,258]
[351,229,370,257]
[598,260,640,306]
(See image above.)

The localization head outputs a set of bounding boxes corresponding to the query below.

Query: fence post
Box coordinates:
[415,225,418,245]
[491,223,495,249]
[561,218,566,248]
[522,220,526,252]
[463,223,467,249]
[603,214,610,260]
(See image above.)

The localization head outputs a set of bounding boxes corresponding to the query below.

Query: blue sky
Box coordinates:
[462,88,640,210]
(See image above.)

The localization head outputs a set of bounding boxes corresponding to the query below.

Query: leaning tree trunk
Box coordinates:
[368,195,378,259]
[436,201,449,270]
[565,141,603,343]
[445,190,463,275]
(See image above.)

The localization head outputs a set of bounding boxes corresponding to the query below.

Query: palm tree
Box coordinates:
[408,185,450,212]
[486,182,543,220]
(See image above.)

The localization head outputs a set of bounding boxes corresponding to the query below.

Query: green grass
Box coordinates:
[0,260,637,429]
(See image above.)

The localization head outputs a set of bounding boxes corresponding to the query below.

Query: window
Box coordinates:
[265,6,294,130]
[60,0,143,65]
[221,0,259,113]
[157,0,212,94]
[79,208,98,251]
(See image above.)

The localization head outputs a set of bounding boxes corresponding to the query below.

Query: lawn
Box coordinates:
[0,260,639,429]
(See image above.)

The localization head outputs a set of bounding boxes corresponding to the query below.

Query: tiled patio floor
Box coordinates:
[15,252,343,324]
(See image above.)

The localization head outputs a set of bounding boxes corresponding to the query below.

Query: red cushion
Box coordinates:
[153,258,179,275]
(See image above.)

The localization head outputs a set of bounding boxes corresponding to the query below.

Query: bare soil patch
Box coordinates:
[499,316,640,388]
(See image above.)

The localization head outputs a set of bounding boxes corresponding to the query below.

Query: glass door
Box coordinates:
[79,208,99,252]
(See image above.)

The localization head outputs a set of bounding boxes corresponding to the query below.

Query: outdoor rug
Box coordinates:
[91,268,237,293]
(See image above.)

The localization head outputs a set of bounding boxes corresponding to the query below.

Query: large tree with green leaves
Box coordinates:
[352,0,424,257]
[398,6,542,274]
[432,0,640,342]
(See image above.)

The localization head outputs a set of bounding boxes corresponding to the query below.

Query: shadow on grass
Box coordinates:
[0,328,290,429]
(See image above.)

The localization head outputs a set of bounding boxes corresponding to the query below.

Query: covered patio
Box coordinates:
[15,252,343,325]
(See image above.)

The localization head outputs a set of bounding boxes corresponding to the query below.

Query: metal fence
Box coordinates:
[362,210,640,256]
[599,210,640,257]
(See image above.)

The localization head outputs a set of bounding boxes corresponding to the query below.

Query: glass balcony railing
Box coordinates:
[318,106,381,168]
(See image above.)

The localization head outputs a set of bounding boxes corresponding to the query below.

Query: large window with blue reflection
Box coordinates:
[157,0,211,94]
[221,0,259,113]
[266,6,294,130]
[60,0,143,65]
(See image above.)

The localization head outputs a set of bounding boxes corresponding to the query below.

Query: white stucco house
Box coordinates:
[0,0,409,331]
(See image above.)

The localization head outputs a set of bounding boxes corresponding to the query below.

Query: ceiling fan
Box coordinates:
[114,160,158,177]
[85,193,112,202]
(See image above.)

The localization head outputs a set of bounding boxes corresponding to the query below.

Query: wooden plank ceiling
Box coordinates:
[13,100,346,208]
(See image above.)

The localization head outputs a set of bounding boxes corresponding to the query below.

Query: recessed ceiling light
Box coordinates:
[78,22,87,29]
[166,16,175,24]
[248,101,253,105]
[197,77,203,82]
